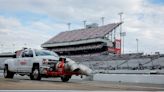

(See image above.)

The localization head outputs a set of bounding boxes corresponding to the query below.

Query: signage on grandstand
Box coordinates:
[108,39,121,54]
[115,39,121,54]
[108,47,115,53]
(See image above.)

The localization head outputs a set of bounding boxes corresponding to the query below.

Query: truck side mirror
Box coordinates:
[22,51,29,57]
[13,54,16,58]
[59,57,66,63]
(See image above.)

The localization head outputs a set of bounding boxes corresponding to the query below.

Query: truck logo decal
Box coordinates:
[20,61,27,65]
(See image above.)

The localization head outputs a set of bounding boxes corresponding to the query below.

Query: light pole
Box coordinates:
[118,12,123,22]
[24,43,27,48]
[136,38,139,53]
[118,12,123,54]
[101,17,105,25]
[67,22,71,31]
[83,20,87,28]
[12,44,15,53]
[121,32,126,54]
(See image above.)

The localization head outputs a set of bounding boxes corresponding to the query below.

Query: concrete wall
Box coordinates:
[72,73,164,84]
[94,74,164,84]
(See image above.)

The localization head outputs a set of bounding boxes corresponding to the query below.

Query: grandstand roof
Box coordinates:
[42,22,121,45]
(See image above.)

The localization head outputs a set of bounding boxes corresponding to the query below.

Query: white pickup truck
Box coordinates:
[3,48,92,82]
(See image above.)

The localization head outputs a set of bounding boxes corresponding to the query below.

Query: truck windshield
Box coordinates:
[35,50,58,57]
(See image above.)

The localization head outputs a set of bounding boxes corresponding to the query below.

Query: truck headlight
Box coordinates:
[42,59,49,64]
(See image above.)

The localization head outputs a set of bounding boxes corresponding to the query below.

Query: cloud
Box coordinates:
[30,21,54,31]
[0,0,164,54]
[0,16,21,29]
[0,0,143,21]
[0,16,49,52]
[122,0,164,53]
[0,29,10,35]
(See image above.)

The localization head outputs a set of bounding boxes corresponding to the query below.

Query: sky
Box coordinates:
[0,0,164,54]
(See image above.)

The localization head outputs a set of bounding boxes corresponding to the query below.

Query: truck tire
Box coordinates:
[30,65,41,80]
[4,65,14,78]
[61,75,71,82]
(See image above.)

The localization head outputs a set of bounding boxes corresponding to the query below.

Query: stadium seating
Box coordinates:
[68,54,164,71]
[43,23,121,44]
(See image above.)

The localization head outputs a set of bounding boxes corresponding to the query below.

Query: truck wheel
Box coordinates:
[30,66,41,80]
[4,65,14,78]
[61,75,71,82]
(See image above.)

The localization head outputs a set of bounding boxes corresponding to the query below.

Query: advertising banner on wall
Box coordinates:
[115,39,121,54]
[108,39,121,54]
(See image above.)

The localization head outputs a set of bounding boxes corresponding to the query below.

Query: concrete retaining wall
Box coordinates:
[72,74,164,84]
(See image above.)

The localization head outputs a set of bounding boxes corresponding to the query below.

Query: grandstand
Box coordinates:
[41,23,122,55]
[41,22,164,72]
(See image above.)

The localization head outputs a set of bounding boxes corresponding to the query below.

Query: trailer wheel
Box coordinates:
[30,65,41,80]
[4,65,14,78]
[61,75,71,82]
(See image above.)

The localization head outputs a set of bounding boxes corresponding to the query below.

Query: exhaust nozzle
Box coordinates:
[78,64,92,76]
[65,58,93,76]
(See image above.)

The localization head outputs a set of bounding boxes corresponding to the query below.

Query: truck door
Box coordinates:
[18,50,33,73]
